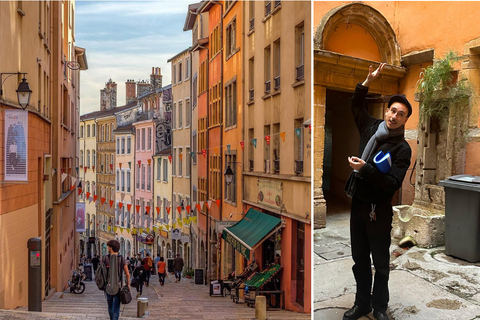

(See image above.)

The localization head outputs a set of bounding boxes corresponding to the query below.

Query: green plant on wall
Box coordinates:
[416,50,472,124]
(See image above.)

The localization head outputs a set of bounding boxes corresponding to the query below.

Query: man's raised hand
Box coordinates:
[362,62,386,87]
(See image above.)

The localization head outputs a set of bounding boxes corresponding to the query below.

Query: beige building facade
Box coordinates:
[0,0,87,309]
[169,49,192,267]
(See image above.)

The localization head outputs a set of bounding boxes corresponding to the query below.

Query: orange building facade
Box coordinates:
[314,2,480,247]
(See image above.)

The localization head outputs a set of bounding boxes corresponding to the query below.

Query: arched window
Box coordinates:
[86,150,90,167]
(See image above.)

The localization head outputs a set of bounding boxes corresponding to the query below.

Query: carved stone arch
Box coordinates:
[314,3,402,66]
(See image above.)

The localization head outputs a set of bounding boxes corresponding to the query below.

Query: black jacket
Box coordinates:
[349,83,411,205]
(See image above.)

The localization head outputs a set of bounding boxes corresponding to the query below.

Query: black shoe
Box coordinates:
[343,305,372,320]
[373,310,390,320]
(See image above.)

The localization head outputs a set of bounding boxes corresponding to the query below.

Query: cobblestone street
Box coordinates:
[1,274,310,320]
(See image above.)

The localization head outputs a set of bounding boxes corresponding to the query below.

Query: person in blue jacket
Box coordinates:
[343,63,412,320]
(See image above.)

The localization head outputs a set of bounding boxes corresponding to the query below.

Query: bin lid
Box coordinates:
[440,175,480,192]
[448,175,480,184]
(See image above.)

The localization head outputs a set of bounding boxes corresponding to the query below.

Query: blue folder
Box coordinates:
[374,151,392,173]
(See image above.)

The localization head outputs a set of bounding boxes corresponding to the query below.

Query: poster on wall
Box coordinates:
[76,202,86,232]
[4,110,28,181]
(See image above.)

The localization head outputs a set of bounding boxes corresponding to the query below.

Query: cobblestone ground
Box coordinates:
[1,274,311,320]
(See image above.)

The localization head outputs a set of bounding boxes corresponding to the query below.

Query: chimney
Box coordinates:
[125,79,136,104]
[150,67,163,91]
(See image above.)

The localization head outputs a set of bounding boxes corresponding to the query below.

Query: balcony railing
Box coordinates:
[274,76,280,90]
[273,159,280,173]
[264,160,270,173]
[249,159,254,171]
[296,64,304,81]
[265,1,271,15]
[295,160,304,174]
[249,18,254,30]
[249,88,254,101]
[274,0,281,8]
[265,80,271,94]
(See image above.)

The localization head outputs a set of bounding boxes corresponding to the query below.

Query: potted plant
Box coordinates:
[183,268,194,279]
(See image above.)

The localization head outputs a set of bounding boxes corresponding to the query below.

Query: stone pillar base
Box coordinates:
[314,199,327,229]
[392,205,445,248]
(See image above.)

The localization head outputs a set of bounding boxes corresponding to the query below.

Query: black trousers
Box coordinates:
[350,197,392,313]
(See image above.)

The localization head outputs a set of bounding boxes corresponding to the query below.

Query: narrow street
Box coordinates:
[1,274,310,320]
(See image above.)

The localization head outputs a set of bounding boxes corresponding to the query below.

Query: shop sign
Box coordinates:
[216,221,236,233]
[171,228,181,240]
[159,229,168,238]
[257,179,283,209]
[181,235,190,243]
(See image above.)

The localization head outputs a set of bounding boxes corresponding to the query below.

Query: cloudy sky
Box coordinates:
[76,1,193,115]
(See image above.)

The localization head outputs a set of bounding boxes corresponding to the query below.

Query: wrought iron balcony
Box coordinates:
[295,160,304,174]
[265,80,271,94]
[273,159,280,173]
[274,76,281,90]
[296,64,304,81]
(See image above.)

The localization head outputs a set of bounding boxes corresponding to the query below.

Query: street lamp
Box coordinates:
[1,73,32,110]
[224,165,235,186]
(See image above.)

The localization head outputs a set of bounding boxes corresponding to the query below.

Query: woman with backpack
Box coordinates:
[104,240,130,320]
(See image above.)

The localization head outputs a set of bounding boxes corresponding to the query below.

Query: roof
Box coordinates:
[113,124,135,133]
[183,2,201,31]
[167,47,191,63]
[80,101,138,120]
[156,147,172,156]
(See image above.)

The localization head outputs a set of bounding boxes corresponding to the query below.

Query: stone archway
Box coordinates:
[314,3,402,66]
[313,3,406,229]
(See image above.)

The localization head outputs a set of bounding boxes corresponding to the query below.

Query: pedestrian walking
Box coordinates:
[133,261,146,297]
[104,240,130,320]
[173,254,184,282]
[152,254,160,276]
[92,254,100,273]
[343,63,412,320]
[157,257,166,286]
[143,253,153,286]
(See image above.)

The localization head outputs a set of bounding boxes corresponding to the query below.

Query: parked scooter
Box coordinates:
[69,268,86,294]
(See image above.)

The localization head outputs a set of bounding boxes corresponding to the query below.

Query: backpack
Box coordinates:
[95,257,108,291]
[95,255,123,292]
[106,255,122,295]
[148,256,153,268]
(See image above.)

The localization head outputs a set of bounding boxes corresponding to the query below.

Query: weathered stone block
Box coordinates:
[392,205,445,248]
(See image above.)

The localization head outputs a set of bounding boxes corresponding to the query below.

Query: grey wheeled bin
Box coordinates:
[439,175,480,262]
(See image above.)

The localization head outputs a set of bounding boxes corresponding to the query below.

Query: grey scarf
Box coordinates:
[361,121,404,161]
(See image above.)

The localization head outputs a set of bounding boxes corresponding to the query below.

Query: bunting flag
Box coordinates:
[78,188,83,196]
[101,197,106,205]
[92,165,95,172]
[109,200,114,208]
[179,153,183,160]
[119,202,124,210]
[86,192,91,200]
[94,195,99,203]
[148,159,151,166]
[178,221,183,228]
[146,228,150,234]
[156,207,160,215]
[89,196,93,204]
[121,193,126,202]
[138,160,141,167]
[206,200,212,210]
[192,216,197,223]
[240,141,244,150]
[127,203,132,212]
[70,176,77,190]
[216,199,221,208]
[183,218,188,225]
[265,135,271,145]
[108,226,111,232]
[227,144,231,152]
[168,155,172,163]
[119,163,122,169]
[177,206,182,214]
[120,227,123,233]
[202,149,207,158]
[196,204,202,212]
[78,180,82,188]
[166,207,171,215]
[186,205,191,213]
[84,166,87,173]
[146,206,150,214]
[139,228,143,234]
[173,223,176,229]
[309,124,312,133]
[295,128,302,138]
[200,201,205,211]
[252,139,257,148]
[110,164,113,171]
[136,205,140,213]
[280,132,286,142]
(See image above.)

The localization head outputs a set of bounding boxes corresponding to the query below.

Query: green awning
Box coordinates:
[222,208,282,259]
